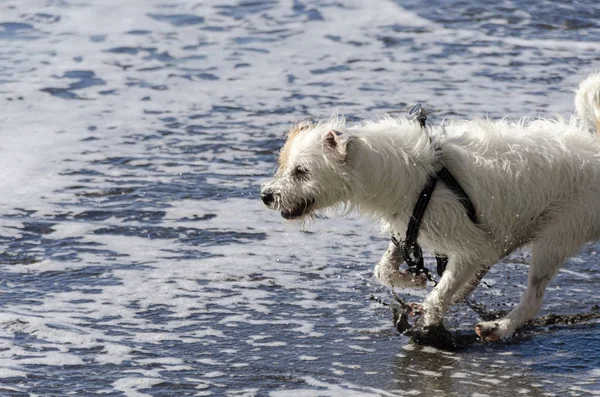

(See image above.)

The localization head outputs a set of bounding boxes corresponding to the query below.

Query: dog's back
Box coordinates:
[433,117,600,255]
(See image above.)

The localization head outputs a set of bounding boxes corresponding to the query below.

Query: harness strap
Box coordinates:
[392,103,478,282]
[392,174,438,281]
[437,167,478,224]
[435,256,449,278]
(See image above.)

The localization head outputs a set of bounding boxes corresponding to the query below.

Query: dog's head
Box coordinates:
[261,120,353,221]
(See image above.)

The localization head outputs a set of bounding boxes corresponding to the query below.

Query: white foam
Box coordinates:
[0,0,597,395]
[0,368,27,378]
[113,377,163,397]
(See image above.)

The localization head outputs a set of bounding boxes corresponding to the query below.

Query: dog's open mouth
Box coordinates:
[281,198,316,220]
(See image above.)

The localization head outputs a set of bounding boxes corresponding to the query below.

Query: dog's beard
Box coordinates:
[280,197,316,220]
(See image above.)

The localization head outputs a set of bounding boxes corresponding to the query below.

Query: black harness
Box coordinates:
[391,104,478,282]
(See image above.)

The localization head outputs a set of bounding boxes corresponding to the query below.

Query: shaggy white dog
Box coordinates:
[261,73,600,341]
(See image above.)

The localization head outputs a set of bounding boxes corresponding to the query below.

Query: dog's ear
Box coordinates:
[324,129,349,160]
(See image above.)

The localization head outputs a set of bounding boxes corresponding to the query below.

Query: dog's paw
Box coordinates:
[410,323,458,350]
[407,302,424,316]
[390,298,424,333]
[373,247,428,289]
[475,320,512,341]
[374,267,428,289]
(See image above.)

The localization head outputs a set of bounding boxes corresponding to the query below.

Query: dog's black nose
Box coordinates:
[261,192,275,206]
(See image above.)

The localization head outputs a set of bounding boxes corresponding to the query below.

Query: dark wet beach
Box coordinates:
[0,0,599,395]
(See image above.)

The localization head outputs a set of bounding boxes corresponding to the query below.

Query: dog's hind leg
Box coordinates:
[476,215,587,341]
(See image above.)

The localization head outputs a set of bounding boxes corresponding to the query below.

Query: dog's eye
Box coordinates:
[292,166,308,179]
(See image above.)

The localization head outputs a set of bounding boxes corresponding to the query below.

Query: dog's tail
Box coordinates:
[575,72,600,135]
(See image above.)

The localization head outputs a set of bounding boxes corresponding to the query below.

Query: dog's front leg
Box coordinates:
[421,257,475,326]
[450,267,490,304]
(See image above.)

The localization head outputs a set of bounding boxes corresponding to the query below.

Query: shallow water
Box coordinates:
[0,0,599,396]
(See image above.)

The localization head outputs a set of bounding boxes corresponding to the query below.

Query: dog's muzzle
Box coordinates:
[280,198,315,220]
[260,185,315,219]
[260,184,279,209]
[261,191,275,206]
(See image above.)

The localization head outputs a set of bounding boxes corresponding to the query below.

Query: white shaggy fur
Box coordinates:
[576,72,600,135]
[261,73,600,341]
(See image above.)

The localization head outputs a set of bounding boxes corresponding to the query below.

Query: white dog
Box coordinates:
[261,73,600,341]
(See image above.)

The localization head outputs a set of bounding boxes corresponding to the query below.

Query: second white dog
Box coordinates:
[261,73,600,341]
